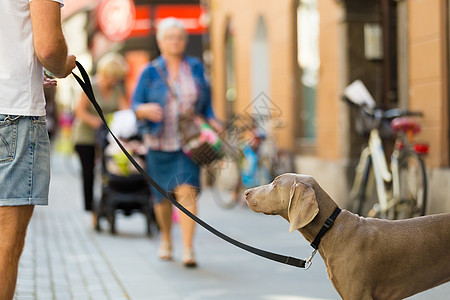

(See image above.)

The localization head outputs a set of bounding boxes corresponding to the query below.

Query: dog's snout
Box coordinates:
[245,189,252,197]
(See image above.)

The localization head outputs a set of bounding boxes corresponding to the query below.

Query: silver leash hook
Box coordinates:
[304,249,318,270]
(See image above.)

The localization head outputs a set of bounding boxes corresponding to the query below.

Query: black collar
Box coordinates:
[310,207,341,250]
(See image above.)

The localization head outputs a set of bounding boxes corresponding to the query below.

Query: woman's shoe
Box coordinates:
[158,241,172,261]
[182,248,197,268]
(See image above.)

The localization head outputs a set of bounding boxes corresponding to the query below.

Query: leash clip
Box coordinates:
[304,249,317,270]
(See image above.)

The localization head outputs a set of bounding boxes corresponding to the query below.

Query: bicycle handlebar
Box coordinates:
[341,96,423,120]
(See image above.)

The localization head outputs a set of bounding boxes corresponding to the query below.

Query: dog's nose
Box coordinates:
[245,189,252,197]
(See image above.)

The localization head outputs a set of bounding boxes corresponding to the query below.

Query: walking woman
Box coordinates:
[132,18,221,267]
[72,53,128,225]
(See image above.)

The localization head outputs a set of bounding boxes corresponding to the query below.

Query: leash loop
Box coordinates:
[71,61,308,269]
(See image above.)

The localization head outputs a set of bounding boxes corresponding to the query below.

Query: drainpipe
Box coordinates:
[381,0,397,107]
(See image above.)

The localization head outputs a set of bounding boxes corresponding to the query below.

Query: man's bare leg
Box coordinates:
[0,205,34,300]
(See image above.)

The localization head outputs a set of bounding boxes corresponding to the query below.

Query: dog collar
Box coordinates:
[310,207,341,250]
[303,207,341,270]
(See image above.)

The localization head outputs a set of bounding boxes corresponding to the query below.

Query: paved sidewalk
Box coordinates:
[14,153,450,300]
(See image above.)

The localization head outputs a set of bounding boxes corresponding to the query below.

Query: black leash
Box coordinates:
[71,61,309,269]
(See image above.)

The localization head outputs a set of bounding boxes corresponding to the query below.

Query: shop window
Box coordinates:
[297,0,319,143]
[224,18,236,122]
[251,16,271,132]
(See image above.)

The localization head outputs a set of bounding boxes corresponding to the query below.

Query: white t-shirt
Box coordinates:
[0,0,64,116]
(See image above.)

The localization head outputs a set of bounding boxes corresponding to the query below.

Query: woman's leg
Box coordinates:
[153,199,173,259]
[174,184,198,266]
[74,145,96,211]
[154,199,173,242]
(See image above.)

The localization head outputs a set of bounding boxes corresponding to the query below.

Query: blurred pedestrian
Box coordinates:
[0,0,76,299]
[132,17,221,268]
[44,83,59,141]
[72,53,128,225]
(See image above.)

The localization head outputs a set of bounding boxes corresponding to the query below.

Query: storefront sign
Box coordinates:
[97,0,136,42]
[156,5,207,34]
[129,5,151,38]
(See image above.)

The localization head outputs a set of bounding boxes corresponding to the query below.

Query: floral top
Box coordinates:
[132,56,214,152]
[143,61,198,151]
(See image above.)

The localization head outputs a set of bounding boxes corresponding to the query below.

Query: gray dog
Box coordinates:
[245,173,450,300]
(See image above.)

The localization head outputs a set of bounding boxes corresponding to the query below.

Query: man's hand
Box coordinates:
[43,54,76,85]
[43,76,57,87]
[64,55,77,78]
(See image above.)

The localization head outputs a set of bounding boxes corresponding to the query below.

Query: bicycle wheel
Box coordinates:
[211,157,242,209]
[256,161,273,186]
[274,150,296,176]
[395,150,427,219]
[351,156,380,217]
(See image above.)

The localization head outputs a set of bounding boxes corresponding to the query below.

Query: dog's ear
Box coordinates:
[288,182,319,232]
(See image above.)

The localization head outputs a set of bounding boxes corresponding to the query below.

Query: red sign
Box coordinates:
[97,0,136,42]
[129,5,151,39]
[155,5,207,35]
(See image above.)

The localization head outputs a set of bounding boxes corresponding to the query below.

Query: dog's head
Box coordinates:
[245,173,319,232]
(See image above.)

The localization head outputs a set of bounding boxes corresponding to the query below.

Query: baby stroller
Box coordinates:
[94,110,156,235]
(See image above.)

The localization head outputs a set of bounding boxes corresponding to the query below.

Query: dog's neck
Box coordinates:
[298,188,340,244]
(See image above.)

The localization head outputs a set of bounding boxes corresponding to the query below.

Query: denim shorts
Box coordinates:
[0,114,50,206]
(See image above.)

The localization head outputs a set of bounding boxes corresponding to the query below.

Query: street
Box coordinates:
[14,153,450,300]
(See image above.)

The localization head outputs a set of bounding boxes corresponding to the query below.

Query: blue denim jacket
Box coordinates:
[132,55,214,136]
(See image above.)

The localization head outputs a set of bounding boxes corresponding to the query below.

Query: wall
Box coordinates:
[209,0,297,151]
[408,0,449,169]
[408,0,450,213]
[313,0,450,213]
[209,0,450,214]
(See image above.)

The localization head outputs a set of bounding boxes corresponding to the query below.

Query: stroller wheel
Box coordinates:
[95,214,101,232]
[108,213,116,235]
[146,212,152,237]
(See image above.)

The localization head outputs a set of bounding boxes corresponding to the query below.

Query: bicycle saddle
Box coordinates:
[391,117,421,134]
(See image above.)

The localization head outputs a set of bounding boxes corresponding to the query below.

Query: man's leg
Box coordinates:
[0,205,34,300]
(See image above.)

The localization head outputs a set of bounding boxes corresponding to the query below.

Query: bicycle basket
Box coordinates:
[355,109,395,139]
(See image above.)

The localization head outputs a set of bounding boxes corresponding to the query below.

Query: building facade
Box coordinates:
[209,0,450,213]
[209,0,299,151]
[316,0,450,213]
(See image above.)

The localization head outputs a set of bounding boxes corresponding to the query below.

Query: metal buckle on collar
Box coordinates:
[304,249,318,270]
[324,217,334,229]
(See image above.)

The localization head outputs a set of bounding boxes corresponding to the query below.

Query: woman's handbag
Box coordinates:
[178,112,223,165]
[155,64,223,165]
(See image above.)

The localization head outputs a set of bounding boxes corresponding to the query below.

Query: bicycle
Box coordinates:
[210,117,295,209]
[343,81,429,219]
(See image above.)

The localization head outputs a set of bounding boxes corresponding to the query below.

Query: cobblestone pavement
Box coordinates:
[15,154,129,300]
[13,153,450,300]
